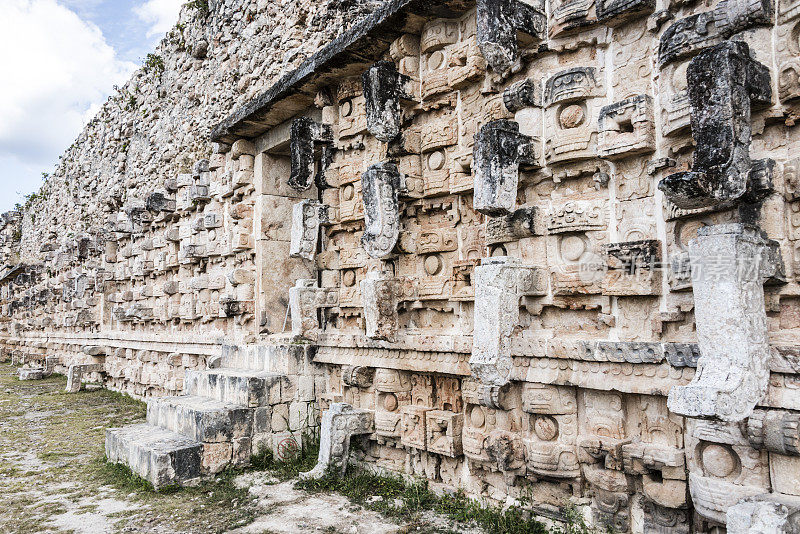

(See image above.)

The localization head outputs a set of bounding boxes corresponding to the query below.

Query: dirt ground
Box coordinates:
[0,362,443,534]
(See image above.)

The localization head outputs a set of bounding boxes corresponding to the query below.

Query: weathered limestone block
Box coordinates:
[473,120,538,215]
[485,207,542,244]
[66,363,103,393]
[401,405,428,450]
[668,224,776,422]
[300,403,373,479]
[476,0,546,77]
[288,117,333,192]
[598,95,654,160]
[360,161,401,259]
[642,501,691,534]
[362,61,415,143]
[746,409,800,456]
[547,199,607,233]
[341,366,374,388]
[189,184,210,203]
[289,200,328,261]
[360,271,399,342]
[471,257,546,387]
[426,410,463,457]
[727,495,800,534]
[686,419,771,525]
[289,279,338,341]
[374,369,411,439]
[659,42,772,209]
[543,67,604,165]
[17,355,58,380]
[522,383,580,479]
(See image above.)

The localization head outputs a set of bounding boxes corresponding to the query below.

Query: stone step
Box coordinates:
[219,343,313,374]
[105,423,201,490]
[184,368,288,407]
[146,395,253,443]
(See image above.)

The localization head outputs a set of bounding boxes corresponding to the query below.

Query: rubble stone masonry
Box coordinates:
[4,0,800,530]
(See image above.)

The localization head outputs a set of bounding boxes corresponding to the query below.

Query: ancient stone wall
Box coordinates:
[5,0,800,531]
[0,0,383,395]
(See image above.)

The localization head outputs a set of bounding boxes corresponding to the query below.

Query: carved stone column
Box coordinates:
[361,271,399,342]
[360,162,401,259]
[473,120,538,216]
[300,403,374,479]
[289,200,328,261]
[470,257,546,387]
[668,224,777,422]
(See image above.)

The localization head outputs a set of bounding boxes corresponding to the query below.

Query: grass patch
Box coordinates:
[94,458,163,493]
[297,467,604,534]
[252,432,320,480]
[0,363,260,533]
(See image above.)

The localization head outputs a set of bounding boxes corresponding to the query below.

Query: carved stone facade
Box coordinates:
[5,0,800,531]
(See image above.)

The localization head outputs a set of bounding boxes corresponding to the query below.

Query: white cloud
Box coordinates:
[0,0,136,184]
[134,0,184,38]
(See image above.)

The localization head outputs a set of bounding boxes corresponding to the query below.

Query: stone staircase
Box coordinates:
[106,343,317,489]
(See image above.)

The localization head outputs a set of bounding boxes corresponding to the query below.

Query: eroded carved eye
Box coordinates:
[560,235,586,262]
[559,104,586,129]
[428,50,445,70]
[424,254,443,276]
[342,184,355,201]
[342,269,356,287]
[533,415,559,441]
[470,405,485,428]
[427,150,446,170]
[383,393,398,412]
[340,99,353,117]
[701,443,740,478]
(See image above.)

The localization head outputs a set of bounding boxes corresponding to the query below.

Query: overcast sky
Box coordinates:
[0,0,184,214]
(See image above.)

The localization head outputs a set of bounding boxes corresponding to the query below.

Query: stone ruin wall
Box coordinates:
[5,0,800,531]
[1,0,383,395]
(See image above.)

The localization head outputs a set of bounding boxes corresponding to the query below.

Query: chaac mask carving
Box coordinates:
[362,61,417,143]
[658,42,772,210]
[475,0,546,77]
[360,161,402,259]
[288,116,334,191]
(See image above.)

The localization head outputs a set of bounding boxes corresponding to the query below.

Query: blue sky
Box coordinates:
[0,0,183,214]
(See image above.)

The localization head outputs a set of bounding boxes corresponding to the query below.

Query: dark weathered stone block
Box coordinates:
[362,61,414,143]
[476,0,546,77]
[603,239,660,272]
[714,0,773,37]
[596,0,655,24]
[473,119,538,215]
[288,116,334,192]
[659,42,772,209]
[485,207,542,244]
[145,191,176,213]
[658,12,720,68]
[502,78,541,112]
